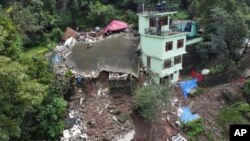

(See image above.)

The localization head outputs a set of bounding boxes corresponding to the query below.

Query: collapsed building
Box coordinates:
[53,3,204,140]
[63,33,140,91]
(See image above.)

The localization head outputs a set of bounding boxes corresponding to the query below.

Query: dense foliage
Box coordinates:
[217,102,250,138]
[182,118,205,140]
[0,12,22,59]
[0,56,67,140]
[133,84,172,121]
[192,0,250,62]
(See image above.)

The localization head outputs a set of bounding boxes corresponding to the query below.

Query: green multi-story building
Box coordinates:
[138,7,202,84]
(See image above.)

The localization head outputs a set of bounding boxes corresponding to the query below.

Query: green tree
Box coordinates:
[133,84,172,121]
[87,1,121,26]
[17,58,67,140]
[210,6,248,60]
[37,86,67,139]
[191,0,250,62]
[0,56,47,140]
[0,12,22,59]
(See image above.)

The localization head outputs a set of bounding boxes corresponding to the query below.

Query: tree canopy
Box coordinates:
[192,0,250,62]
[0,12,22,59]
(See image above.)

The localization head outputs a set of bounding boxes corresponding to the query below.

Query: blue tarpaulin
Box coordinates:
[51,54,62,64]
[179,79,198,99]
[180,107,200,123]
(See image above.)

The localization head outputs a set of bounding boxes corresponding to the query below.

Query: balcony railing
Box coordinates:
[144,28,182,37]
[137,5,176,16]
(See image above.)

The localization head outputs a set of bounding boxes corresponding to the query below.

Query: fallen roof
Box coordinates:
[65,35,140,78]
[63,27,78,41]
[104,20,128,33]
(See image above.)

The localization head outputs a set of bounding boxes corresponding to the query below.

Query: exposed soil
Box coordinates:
[131,110,180,141]
[192,80,245,140]
[65,72,136,141]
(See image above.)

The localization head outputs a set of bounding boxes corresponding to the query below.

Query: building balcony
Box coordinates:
[144,27,184,37]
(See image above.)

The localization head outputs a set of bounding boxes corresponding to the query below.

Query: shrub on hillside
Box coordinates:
[133,84,172,121]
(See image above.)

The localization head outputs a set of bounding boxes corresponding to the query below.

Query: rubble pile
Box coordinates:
[61,78,135,141]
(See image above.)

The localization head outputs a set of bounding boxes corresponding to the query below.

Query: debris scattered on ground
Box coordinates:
[61,73,135,141]
[202,69,210,75]
[171,133,187,141]
[242,68,250,78]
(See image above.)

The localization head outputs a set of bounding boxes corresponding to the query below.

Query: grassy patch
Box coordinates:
[217,102,250,136]
[21,45,49,58]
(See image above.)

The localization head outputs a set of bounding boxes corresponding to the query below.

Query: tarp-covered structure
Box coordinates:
[63,27,78,41]
[104,20,128,33]
[179,79,198,98]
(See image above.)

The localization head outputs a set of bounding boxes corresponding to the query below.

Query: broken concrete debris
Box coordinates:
[109,73,128,80]
[60,74,135,141]
[171,133,187,141]
[61,125,88,141]
[97,87,110,97]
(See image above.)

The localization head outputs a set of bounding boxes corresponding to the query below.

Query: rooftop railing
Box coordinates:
[137,5,177,16]
[144,27,182,37]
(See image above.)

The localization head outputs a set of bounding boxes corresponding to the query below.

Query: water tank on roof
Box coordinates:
[156,3,161,11]
[161,1,167,11]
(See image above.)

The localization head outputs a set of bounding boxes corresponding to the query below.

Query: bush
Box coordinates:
[65,70,73,78]
[37,96,67,139]
[48,28,63,43]
[243,80,250,103]
[243,80,250,96]
[182,118,205,140]
[217,102,250,136]
[133,84,172,121]
[209,64,224,74]
[194,87,203,96]
[123,10,138,27]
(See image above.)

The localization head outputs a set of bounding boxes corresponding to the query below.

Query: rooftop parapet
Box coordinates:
[144,27,184,37]
[137,2,177,16]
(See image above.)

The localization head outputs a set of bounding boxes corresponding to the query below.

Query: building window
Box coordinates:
[149,18,156,27]
[147,56,151,68]
[160,16,168,25]
[160,75,169,84]
[174,56,182,65]
[163,59,171,69]
[169,74,173,80]
[165,41,173,51]
[177,39,184,48]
